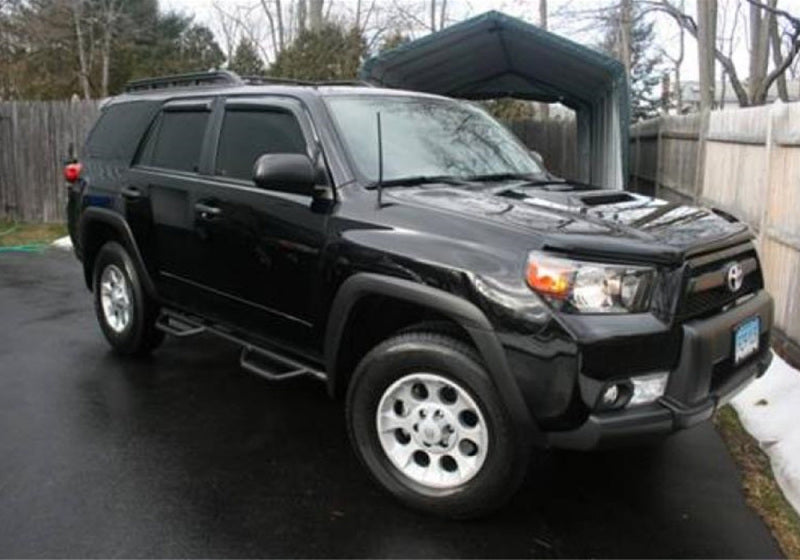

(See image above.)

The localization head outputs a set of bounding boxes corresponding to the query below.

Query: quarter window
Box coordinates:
[215,109,307,183]
[141,110,209,173]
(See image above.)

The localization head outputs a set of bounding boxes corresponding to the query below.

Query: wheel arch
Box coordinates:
[78,207,158,299]
[324,273,540,445]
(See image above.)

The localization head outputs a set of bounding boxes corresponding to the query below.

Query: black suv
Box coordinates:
[67,70,774,518]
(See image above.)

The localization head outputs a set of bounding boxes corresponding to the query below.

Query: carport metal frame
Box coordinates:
[361,11,630,189]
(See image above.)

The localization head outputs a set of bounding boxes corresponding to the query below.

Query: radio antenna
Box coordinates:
[376,111,384,208]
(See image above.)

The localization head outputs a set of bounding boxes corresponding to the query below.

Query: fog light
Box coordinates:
[601,384,620,407]
[628,372,669,406]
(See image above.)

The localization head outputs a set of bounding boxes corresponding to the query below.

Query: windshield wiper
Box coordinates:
[367,175,471,188]
[466,172,543,182]
[467,172,568,186]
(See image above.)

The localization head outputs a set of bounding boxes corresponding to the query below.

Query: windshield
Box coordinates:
[325,95,545,184]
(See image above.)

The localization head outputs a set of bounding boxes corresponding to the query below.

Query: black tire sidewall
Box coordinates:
[347,334,526,518]
[92,241,153,355]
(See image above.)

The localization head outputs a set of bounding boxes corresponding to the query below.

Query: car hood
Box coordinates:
[385,182,751,264]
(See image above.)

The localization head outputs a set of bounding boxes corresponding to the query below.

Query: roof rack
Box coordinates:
[240,76,374,88]
[125,70,243,93]
[124,70,374,93]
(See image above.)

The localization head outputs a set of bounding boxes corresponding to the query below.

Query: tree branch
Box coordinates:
[644,0,751,106]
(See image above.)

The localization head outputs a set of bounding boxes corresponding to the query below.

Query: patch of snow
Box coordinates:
[732,352,800,514]
[52,236,73,250]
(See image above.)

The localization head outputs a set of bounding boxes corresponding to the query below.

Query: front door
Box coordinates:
[177,98,329,352]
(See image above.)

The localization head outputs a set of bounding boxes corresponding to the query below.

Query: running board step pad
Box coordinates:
[240,347,312,381]
[157,310,326,382]
[156,314,206,337]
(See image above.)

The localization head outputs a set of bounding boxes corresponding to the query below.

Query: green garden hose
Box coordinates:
[0,244,47,253]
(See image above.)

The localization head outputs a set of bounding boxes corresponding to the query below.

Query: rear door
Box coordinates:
[127,98,215,306]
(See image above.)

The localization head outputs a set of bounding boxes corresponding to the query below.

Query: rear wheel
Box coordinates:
[92,241,164,356]
[346,330,528,518]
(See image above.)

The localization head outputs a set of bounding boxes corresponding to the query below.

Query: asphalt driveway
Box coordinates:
[0,249,783,558]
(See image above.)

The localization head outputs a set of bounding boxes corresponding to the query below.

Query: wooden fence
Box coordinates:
[507,118,578,181]
[0,100,100,222]
[630,103,800,362]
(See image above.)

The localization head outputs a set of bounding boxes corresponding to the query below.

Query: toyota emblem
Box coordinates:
[727,262,744,292]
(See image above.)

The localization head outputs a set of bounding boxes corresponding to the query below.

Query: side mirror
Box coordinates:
[253,153,315,194]
[529,150,545,168]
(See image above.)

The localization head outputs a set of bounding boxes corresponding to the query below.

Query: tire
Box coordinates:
[92,241,164,356]
[346,330,529,518]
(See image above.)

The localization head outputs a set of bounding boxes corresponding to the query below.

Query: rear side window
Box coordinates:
[84,101,159,162]
[140,110,210,173]
[215,109,306,182]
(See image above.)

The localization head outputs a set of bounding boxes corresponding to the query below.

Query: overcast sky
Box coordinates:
[160,0,761,83]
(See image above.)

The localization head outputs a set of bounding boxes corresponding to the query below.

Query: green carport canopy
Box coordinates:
[360,11,630,189]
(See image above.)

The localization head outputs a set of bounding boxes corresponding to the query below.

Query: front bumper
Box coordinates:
[547,290,774,450]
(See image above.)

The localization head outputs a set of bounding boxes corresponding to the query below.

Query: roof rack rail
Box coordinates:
[125,70,244,93]
[240,75,374,88]
[124,70,375,93]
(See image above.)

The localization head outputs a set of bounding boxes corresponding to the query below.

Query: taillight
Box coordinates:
[64,162,82,184]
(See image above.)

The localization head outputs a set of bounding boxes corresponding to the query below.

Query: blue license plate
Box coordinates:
[733,316,760,365]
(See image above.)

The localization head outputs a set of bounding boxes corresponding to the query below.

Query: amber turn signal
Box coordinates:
[525,257,574,299]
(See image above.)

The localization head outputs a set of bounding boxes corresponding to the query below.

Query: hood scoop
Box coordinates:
[579,192,637,206]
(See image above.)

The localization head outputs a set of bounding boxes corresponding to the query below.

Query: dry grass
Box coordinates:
[714,405,800,558]
[0,221,67,248]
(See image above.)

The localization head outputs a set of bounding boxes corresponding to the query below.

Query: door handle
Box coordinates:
[121,186,142,199]
[195,202,222,219]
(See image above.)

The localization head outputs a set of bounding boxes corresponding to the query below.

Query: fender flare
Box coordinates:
[324,272,539,445]
[78,207,158,299]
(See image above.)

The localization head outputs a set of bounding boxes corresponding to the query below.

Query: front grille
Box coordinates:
[677,245,763,321]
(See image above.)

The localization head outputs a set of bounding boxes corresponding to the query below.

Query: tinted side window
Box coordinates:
[85,101,159,162]
[142,110,210,172]
[215,109,306,182]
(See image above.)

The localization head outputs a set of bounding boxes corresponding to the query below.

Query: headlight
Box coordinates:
[525,252,655,313]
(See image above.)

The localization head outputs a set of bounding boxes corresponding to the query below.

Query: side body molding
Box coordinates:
[78,207,158,299]
[324,273,540,445]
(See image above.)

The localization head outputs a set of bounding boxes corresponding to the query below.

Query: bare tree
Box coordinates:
[650,0,800,106]
[697,0,717,110]
[769,8,789,100]
[660,18,684,112]
[97,0,125,97]
[620,0,633,76]
[297,0,307,33]
[213,2,273,65]
[212,2,240,61]
[70,0,91,99]
[748,0,773,100]
[309,0,323,31]
[717,0,743,108]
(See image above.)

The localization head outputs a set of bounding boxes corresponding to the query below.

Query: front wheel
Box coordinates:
[346,331,529,518]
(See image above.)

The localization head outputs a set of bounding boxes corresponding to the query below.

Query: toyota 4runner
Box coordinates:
[66,70,774,518]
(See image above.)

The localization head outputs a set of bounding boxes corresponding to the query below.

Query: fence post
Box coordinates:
[758,102,778,249]
[655,117,664,198]
[692,109,711,203]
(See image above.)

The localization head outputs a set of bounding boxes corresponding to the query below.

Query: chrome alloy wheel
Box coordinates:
[100,264,132,333]
[376,373,489,489]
